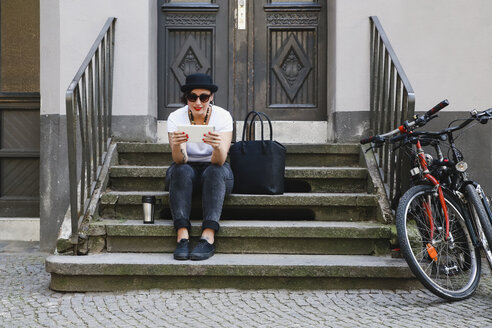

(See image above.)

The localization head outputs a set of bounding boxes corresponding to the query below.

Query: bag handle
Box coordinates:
[249,112,273,141]
[241,111,273,141]
[248,112,264,141]
[241,111,259,142]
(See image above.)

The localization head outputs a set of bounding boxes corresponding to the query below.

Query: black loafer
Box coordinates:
[190,239,215,261]
[173,239,190,260]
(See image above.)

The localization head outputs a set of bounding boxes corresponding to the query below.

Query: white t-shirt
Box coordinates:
[167,105,233,162]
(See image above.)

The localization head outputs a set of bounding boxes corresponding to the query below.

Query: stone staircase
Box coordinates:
[46,142,418,291]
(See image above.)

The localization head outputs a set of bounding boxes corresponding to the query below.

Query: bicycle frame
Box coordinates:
[416,120,492,267]
[405,111,492,242]
[400,128,450,240]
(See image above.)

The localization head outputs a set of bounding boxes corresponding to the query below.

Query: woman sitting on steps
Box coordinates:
[166,73,234,261]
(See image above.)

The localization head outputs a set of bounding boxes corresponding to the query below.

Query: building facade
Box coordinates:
[1,0,491,250]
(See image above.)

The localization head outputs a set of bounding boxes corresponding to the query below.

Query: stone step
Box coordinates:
[87,220,393,255]
[116,142,362,167]
[99,191,380,222]
[46,253,418,292]
[108,165,370,193]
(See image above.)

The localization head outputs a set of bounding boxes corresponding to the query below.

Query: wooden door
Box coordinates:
[158,0,326,121]
[250,0,326,120]
[158,0,231,120]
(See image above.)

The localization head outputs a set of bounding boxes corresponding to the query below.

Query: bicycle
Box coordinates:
[361,100,492,301]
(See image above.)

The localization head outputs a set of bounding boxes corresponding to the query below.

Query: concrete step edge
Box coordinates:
[89,220,393,239]
[100,192,378,207]
[109,166,368,179]
[116,142,361,154]
[46,253,412,278]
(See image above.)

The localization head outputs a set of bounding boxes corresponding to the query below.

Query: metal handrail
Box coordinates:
[66,17,116,253]
[369,16,415,207]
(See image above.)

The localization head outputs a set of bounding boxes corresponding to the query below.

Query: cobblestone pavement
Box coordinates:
[0,243,491,328]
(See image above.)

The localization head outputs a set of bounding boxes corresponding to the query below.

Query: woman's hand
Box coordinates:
[205,131,232,166]
[171,131,188,146]
[169,132,188,164]
[203,131,222,149]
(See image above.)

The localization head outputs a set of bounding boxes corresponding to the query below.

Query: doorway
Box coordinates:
[157,0,326,121]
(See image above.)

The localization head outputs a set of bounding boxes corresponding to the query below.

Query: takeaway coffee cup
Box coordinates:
[142,196,156,224]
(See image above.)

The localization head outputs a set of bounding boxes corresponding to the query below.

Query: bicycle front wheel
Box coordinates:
[396,185,481,301]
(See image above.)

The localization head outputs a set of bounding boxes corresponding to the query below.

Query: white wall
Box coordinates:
[41,0,492,117]
[40,0,61,115]
[335,0,492,113]
[41,0,157,117]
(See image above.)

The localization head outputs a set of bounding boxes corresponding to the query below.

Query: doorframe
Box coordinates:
[157,0,337,142]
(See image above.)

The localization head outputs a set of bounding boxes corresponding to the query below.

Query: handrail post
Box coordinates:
[65,88,79,252]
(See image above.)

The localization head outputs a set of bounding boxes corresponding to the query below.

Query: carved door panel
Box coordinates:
[158,0,326,121]
[158,0,230,120]
[251,1,326,120]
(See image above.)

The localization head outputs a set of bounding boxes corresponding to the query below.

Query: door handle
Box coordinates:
[237,0,246,30]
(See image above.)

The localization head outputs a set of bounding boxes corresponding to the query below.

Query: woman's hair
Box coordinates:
[180,92,190,105]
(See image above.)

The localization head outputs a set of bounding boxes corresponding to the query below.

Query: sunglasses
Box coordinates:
[186,93,211,103]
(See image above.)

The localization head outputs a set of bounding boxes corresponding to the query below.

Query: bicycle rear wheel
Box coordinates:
[396,185,481,301]
[465,184,492,249]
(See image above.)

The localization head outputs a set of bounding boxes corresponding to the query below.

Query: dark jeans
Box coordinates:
[165,162,234,232]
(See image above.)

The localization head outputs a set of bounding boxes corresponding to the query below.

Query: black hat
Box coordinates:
[181,73,218,93]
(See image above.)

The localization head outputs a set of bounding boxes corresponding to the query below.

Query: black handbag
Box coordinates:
[230,111,286,195]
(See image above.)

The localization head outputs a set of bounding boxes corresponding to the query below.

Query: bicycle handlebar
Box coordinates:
[361,104,492,158]
[360,136,375,145]
[389,133,407,143]
[360,99,449,145]
[394,107,492,142]
[360,135,387,145]
[425,99,449,118]
[475,107,492,122]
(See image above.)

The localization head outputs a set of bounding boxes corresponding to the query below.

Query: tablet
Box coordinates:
[177,125,215,143]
